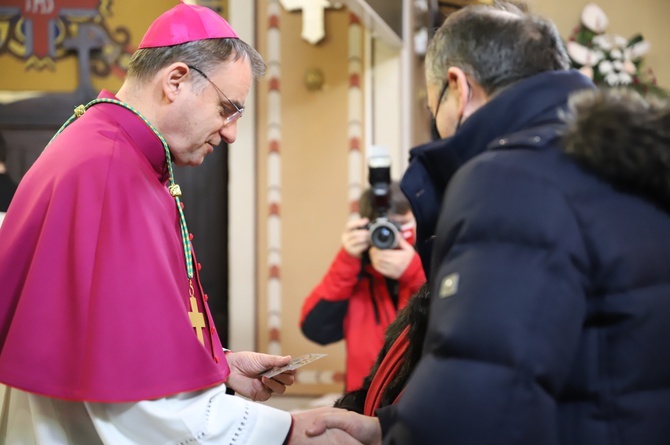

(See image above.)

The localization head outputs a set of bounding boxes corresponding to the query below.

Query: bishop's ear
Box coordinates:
[163,63,190,102]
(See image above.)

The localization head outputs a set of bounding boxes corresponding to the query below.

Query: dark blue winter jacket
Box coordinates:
[382,70,670,444]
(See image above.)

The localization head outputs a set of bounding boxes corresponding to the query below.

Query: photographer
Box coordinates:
[300,182,426,392]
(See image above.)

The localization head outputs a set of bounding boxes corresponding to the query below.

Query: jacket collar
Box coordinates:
[401,70,595,277]
[412,70,595,193]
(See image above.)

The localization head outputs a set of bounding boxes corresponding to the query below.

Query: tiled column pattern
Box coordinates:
[266,0,283,356]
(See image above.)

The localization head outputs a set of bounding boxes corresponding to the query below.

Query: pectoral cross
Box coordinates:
[279,0,341,44]
[188,296,206,345]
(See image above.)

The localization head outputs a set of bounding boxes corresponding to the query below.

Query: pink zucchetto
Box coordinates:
[138,0,238,49]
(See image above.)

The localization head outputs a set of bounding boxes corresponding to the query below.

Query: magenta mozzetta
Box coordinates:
[0,90,230,401]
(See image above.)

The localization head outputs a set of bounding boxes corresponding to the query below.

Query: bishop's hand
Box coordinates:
[224,351,296,401]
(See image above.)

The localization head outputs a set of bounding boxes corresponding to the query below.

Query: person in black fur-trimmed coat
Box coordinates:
[333,282,431,415]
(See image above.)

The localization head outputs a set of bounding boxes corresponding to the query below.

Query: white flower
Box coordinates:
[581,3,609,33]
[605,72,619,86]
[614,35,628,47]
[625,40,651,61]
[593,35,612,51]
[617,72,633,85]
[567,41,603,66]
[571,3,658,90]
[605,71,633,86]
[599,60,614,74]
[593,34,627,52]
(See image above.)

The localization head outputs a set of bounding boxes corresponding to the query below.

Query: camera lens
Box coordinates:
[369,220,399,250]
[377,227,392,242]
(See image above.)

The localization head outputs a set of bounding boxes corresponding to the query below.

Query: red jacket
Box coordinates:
[300,248,425,391]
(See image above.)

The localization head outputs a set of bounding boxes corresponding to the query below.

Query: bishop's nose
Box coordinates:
[220,122,237,144]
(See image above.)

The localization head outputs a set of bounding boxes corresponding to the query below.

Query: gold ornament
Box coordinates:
[169,184,182,197]
[304,67,325,91]
[74,105,86,117]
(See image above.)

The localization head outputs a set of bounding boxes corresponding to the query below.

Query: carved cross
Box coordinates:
[62,22,108,98]
[279,0,341,45]
[188,296,206,345]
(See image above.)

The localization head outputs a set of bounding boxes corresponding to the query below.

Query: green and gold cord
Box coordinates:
[51,99,194,279]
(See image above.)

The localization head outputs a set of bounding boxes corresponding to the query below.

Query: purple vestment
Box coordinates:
[0,90,230,402]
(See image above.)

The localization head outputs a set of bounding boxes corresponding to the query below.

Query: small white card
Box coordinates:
[260,353,328,378]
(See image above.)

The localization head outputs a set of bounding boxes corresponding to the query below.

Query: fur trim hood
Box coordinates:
[562,88,670,210]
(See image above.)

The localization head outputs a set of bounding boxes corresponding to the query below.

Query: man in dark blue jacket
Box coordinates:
[400,1,587,281]
[296,2,670,444]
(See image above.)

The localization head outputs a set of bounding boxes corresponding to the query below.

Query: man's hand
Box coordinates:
[291,408,382,445]
[289,408,366,444]
[369,235,414,279]
[224,351,295,401]
[342,217,371,258]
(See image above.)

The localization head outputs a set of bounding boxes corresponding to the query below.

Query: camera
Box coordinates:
[368,217,401,250]
[366,150,400,250]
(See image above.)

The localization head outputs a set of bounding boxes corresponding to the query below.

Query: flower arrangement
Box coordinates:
[566,3,665,96]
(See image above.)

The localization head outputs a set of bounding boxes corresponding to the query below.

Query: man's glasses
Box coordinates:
[188,65,244,125]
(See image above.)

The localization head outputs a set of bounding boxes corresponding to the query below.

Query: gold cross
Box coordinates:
[188,296,206,345]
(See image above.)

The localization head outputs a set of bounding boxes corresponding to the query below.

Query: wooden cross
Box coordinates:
[188,296,206,345]
[62,23,109,99]
[279,0,341,45]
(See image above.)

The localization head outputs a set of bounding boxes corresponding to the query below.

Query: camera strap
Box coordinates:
[384,277,400,309]
[359,253,382,325]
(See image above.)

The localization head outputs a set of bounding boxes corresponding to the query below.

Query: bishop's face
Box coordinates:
[165,58,252,167]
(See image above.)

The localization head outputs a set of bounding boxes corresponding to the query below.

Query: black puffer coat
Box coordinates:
[384,74,670,444]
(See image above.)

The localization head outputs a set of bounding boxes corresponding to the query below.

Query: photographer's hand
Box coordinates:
[342,218,370,258]
[369,235,415,279]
